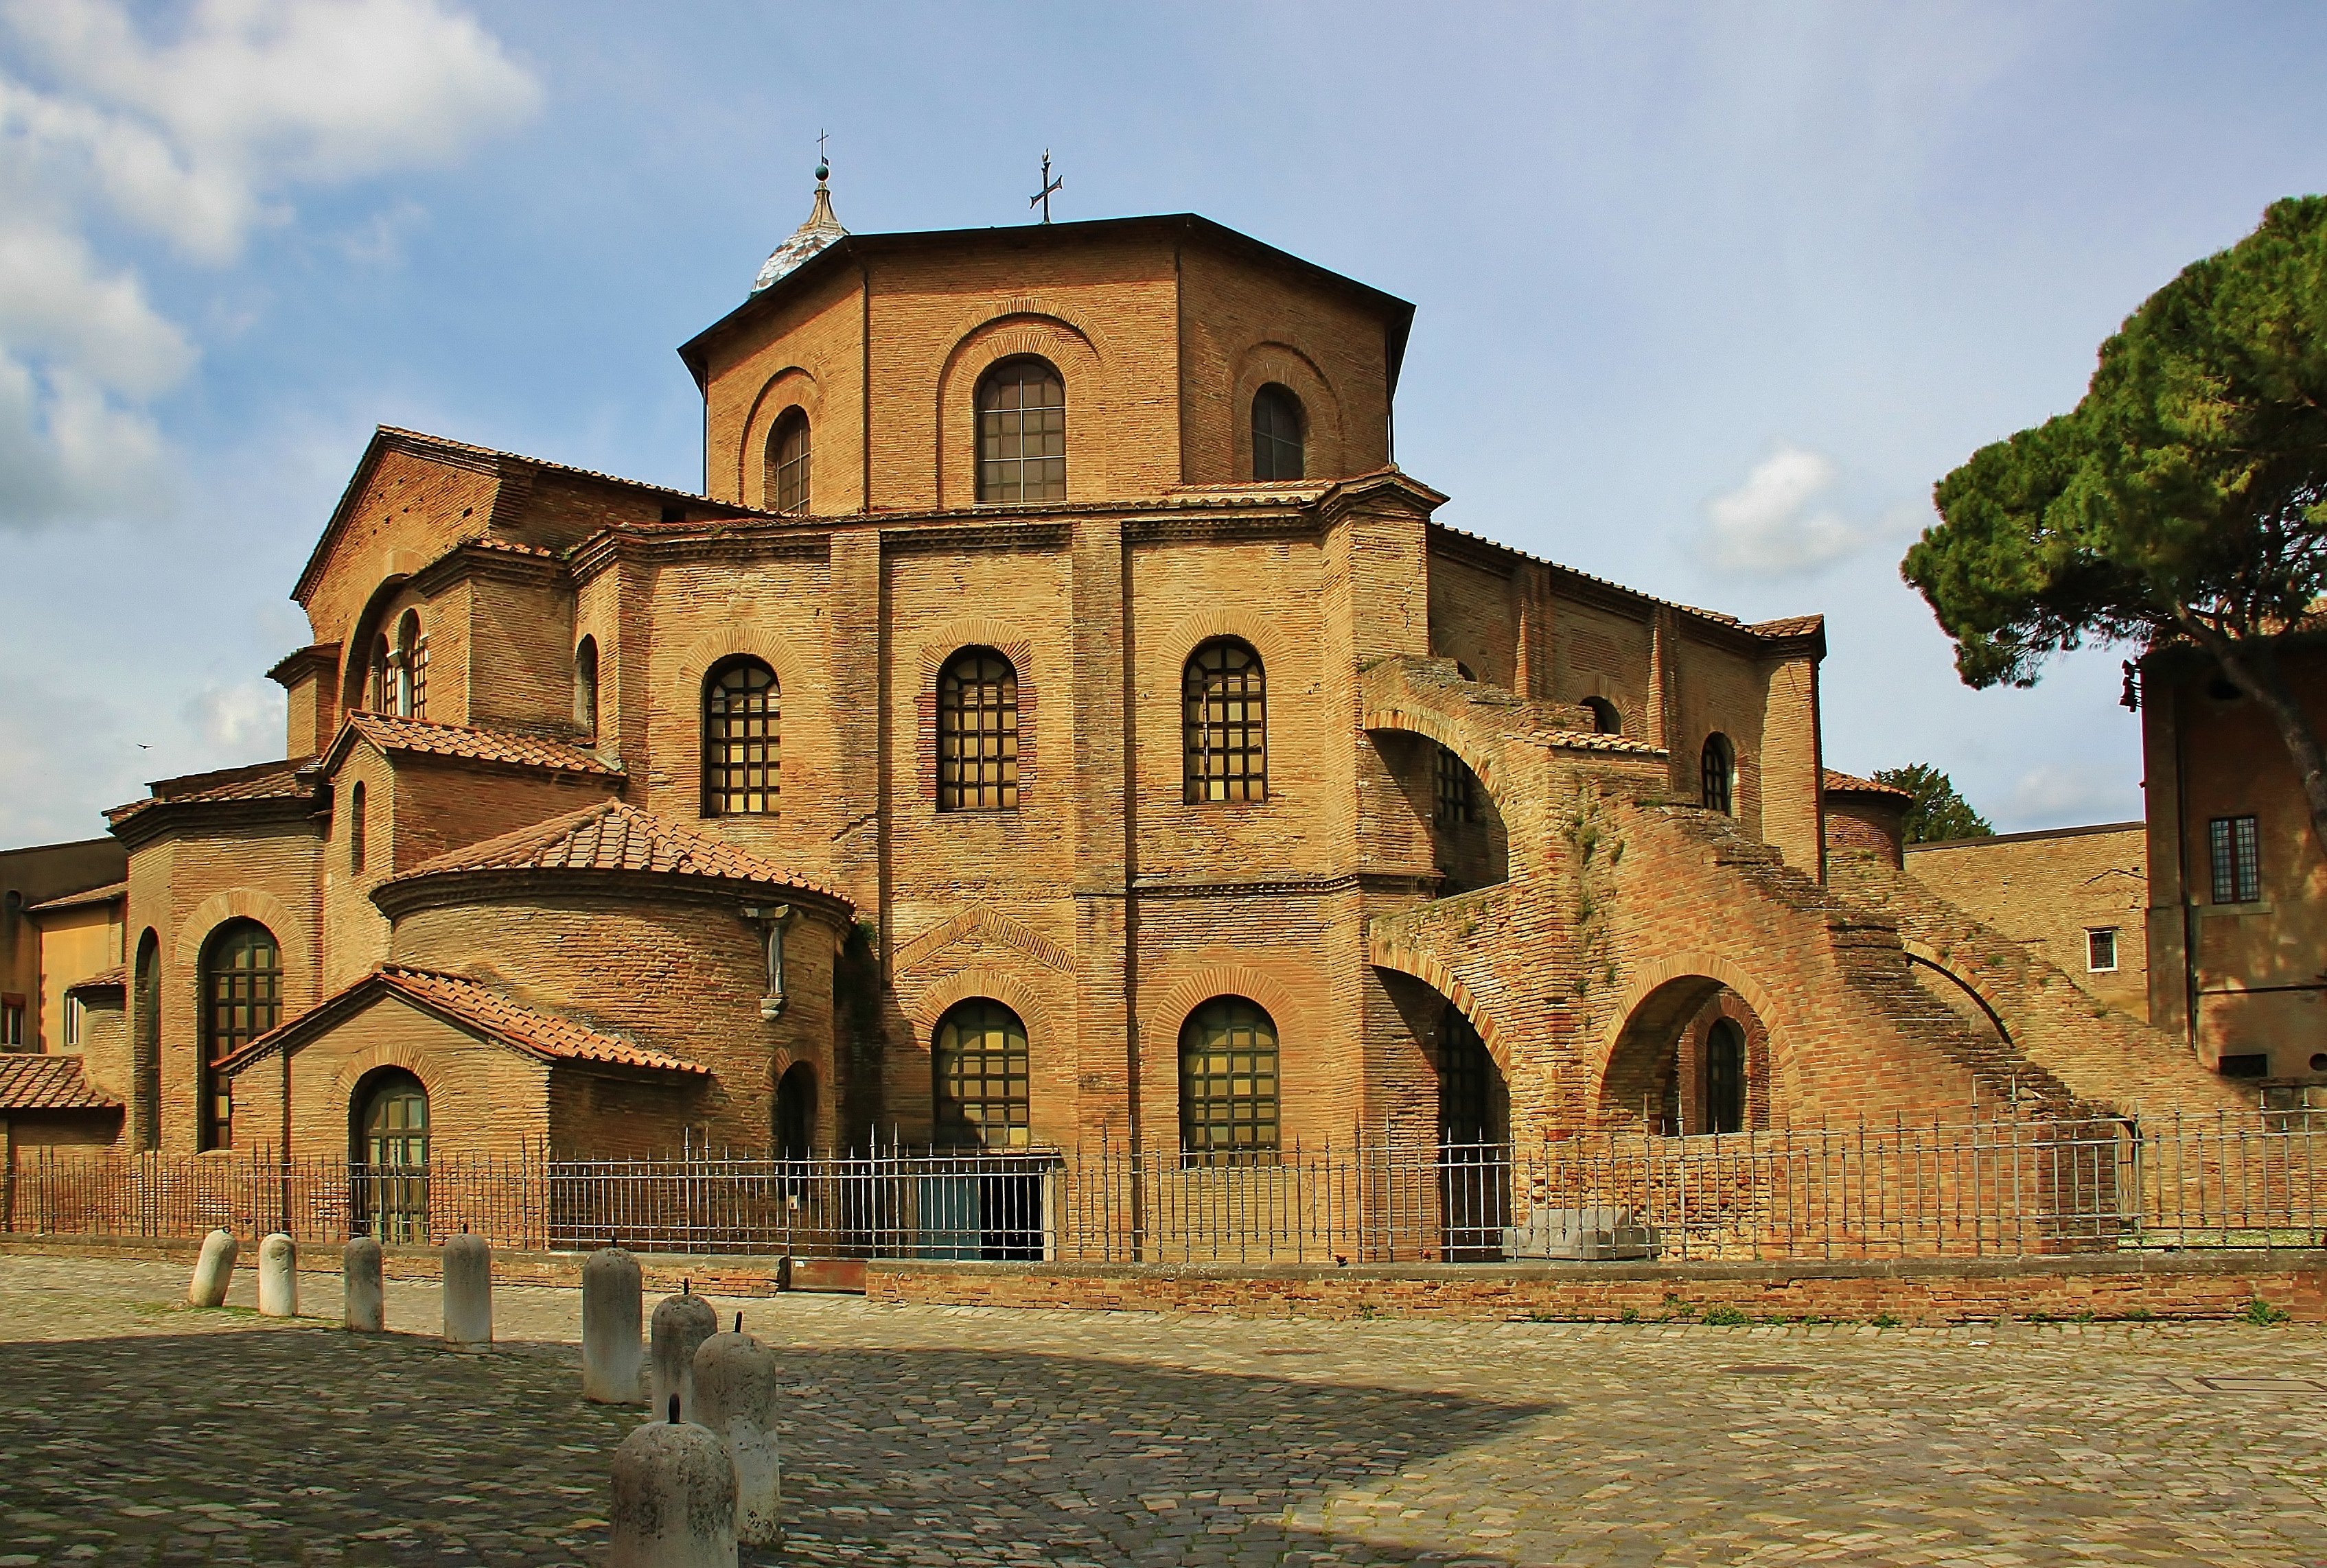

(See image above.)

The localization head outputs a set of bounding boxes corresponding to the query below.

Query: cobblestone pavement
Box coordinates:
[1,1256,2324,1565]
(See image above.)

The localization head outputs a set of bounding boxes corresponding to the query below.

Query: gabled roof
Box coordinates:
[325,711,621,778]
[219,965,706,1077]
[1825,769,1914,801]
[25,880,126,915]
[386,799,848,905]
[0,1054,122,1112]
[107,757,320,829]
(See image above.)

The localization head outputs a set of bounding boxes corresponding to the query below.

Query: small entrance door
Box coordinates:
[356,1071,430,1243]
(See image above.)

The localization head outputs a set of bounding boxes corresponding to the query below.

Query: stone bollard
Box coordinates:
[693,1313,782,1549]
[583,1244,645,1405]
[647,1285,719,1427]
[343,1235,384,1332]
[187,1228,238,1308]
[257,1234,298,1318]
[441,1232,493,1349]
[609,1396,737,1568]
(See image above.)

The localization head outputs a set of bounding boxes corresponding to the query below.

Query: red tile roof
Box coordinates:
[1544,730,1667,755]
[220,965,706,1077]
[26,880,126,914]
[65,967,125,994]
[338,711,618,775]
[395,799,848,903]
[108,758,319,825]
[1825,769,1914,801]
[1752,613,1827,640]
[0,1054,123,1112]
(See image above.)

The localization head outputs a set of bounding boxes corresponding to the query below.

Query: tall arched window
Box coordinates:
[348,782,367,874]
[1179,997,1280,1166]
[368,634,391,713]
[1701,732,1735,816]
[975,358,1065,502]
[767,408,811,515]
[393,611,424,719]
[132,929,159,1151]
[355,1069,429,1243]
[574,636,599,737]
[1251,384,1306,481]
[199,920,279,1151]
[1582,697,1621,735]
[1705,1018,1746,1135]
[702,657,779,816]
[1183,639,1266,803]
[1437,1003,1500,1146]
[775,1062,817,1159]
[933,1000,1030,1150]
[938,648,1019,811]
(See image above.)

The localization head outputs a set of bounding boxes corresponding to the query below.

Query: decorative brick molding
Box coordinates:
[1230,338,1347,481]
[913,624,1039,807]
[899,962,1067,1047]
[172,888,303,968]
[1154,607,1290,678]
[892,904,1076,979]
[1142,961,1306,1045]
[1364,931,1514,1079]
[733,363,823,508]
[934,312,1109,506]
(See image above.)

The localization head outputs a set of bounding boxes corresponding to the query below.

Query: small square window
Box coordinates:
[2218,1052,2270,1079]
[2086,928,2119,972]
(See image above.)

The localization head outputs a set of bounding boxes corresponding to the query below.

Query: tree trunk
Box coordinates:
[2174,611,2327,863]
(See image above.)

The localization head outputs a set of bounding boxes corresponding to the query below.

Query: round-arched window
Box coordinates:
[775,1061,817,1159]
[767,408,811,515]
[975,358,1065,502]
[575,636,599,737]
[1701,732,1735,816]
[933,1000,1030,1150]
[356,1069,429,1243]
[1705,1018,1746,1135]
[198,920,279,1150]
[1582,697,1621,735]
[937,648,1019,811]
[1251,384,1305,481]
[702,657,779,816]
[1183,638,1266,803]
[1179,997,1280,1165]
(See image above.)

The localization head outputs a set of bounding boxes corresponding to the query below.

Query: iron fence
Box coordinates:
[5,1110,2324,1263]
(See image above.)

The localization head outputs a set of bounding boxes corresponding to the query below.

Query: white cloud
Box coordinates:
[1700,441,1866,576]
[0,0,538,529]
[189,678,285,755]
[2004,763,2125,827]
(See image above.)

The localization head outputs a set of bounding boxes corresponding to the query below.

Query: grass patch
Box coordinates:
[1700,1305,1751,1326]
[2245,1297,2292,1327]
[1870,1312,1901,1329]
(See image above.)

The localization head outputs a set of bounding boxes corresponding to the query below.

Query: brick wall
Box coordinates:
[1906,825,2148,1018]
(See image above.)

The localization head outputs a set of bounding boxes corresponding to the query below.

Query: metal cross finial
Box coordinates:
[1030,149,1063,224]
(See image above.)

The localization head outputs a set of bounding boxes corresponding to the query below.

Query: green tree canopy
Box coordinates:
[1872,764,1993,845]
[1904,195,2327,852]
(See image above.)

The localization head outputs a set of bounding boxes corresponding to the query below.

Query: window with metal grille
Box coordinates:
[2087,927,2119,972]
[767,408,811,515]
[1251,384,1305,481]
[702,657,778,815]
[1704,1018,1746,1134]
[938,648,1019,810]
[1435,745,1475,825]
[1701,732,1735,815]
[2210,815,2261,904]
[200,920,279,1150]
[357,1070,429,1243]
[1179,997,1280,1165]
[1183,639,1266,802]
[934,999,1030,1150]
[975,358,1065,502]
[1437,1004,1497,1145]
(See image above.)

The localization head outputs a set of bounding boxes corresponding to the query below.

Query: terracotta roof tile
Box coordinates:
[375,967,707,1074]
[108,758,319,824]
[1752,613,1826,639]
[341,711,618,775]
[1825,769,1914,800]
[65,966,125,993]
[1544,729,1667,756]
[26,880,126,914]
[396,799,848,903]
[0,1054,122,1112]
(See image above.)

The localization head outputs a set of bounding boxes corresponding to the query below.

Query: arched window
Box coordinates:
[975,358,1065,502]
[1701,732,1735,816]
[133,929,159,1151]
[775,1061,817,1159]
[702,657,779,816]
[199,920,279,1151]
[1705,1018,1746,1135]
[767,408,811,515]
[1435,745,1477,826]
[368,634,391,713]
[1251,384,1306,481]
[574,636,599,737]
[1582,697,1621,735]
[355,1069,429,1243]
[393,611,425,719]
[348,782,367,874]
[1179,997,1280,1166]
[1437,1004,1499,1146]
[933,1000,1030,1150]
[1183,639,1266,803]
[938,648,1019,811]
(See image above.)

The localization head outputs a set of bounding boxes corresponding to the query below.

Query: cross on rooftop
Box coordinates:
[1030,150,1062,224]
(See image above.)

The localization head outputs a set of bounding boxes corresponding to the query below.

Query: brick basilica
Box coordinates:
[87,171,2242,1173]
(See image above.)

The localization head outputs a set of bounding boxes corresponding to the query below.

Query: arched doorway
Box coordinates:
[774,1061,817,1159]
[1601,975,1770,1136]
[925,1000,1041,1260]
[353,1070,429,1243]
[1436,1003,1509,1260]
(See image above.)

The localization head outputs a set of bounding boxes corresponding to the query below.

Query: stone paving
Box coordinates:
[0,1256,2324,1565]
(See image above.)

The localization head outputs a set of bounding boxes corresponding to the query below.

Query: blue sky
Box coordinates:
[3,1,2324,846]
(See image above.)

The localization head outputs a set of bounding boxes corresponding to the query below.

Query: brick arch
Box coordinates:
[340,574,417,714]
[915,618,1036,682]
[916,626,1041,808]
[1144,963,1306,1050]
[901,965,1063,1051]
[1359,702,1505,810]
[935,313,1108,506]
[1901,939,2013,1046]
[892,904,1075,979]
[1363,932,1517,1083]
[1592,955,1795,1124]
[174,889,301,969]
[734,364,824,509]
[1231,339,1347,480]
[1155,607,1291,679]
